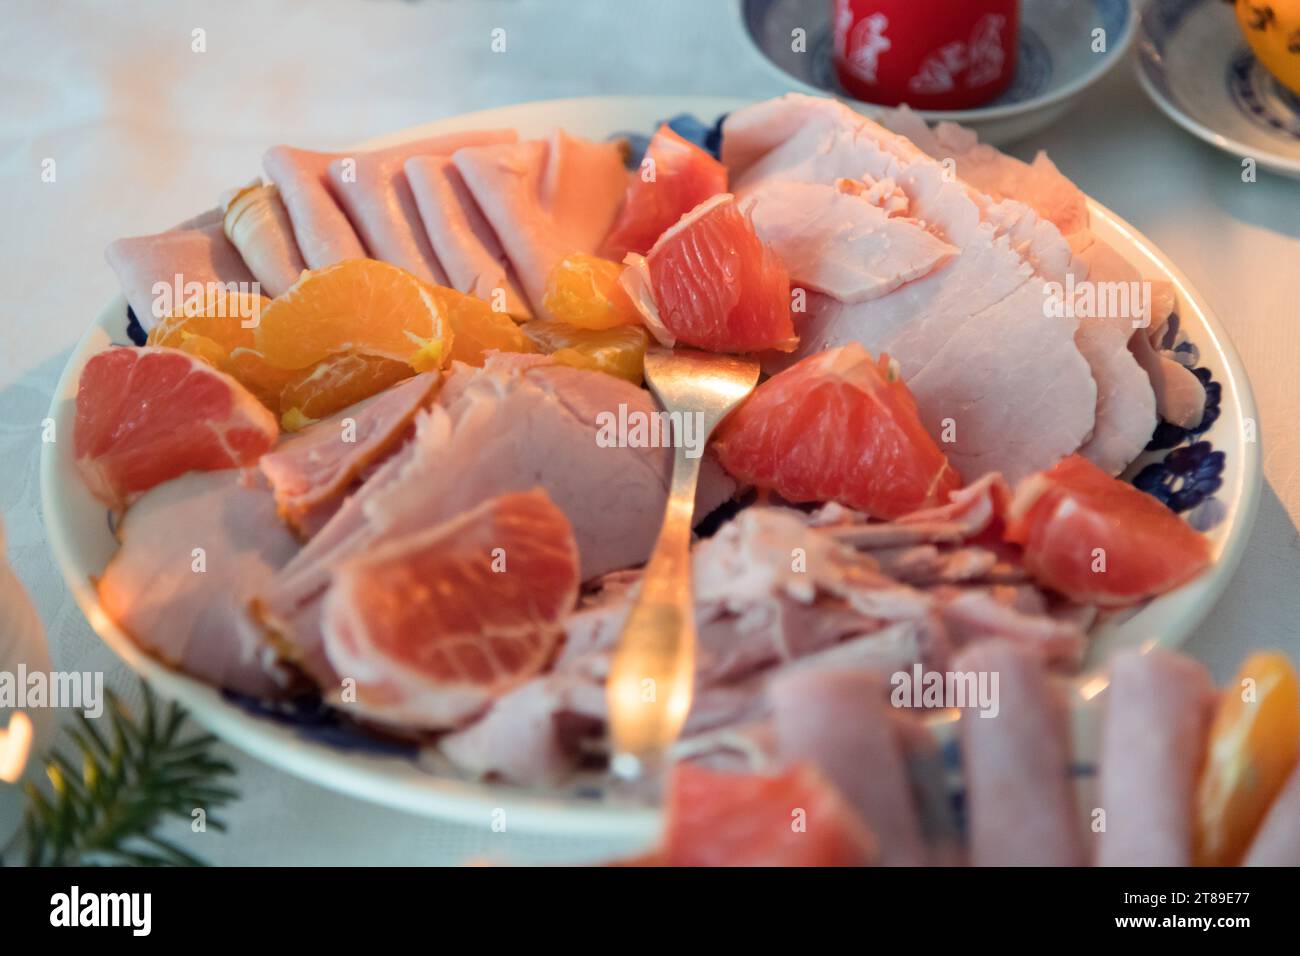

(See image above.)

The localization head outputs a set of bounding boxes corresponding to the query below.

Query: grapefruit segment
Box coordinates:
[713,343,961,519]
[73,346,279,506]
[1004,454,1212,606]
[624,193,796,354]
[663,762,876,866]
[601,124,728,259]
[320,488,580,729]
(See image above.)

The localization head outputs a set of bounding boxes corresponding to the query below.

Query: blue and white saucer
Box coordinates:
[737,0,1135,144]
[1137,0,1300,178]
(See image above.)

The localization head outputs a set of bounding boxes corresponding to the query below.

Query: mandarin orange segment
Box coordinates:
[225,347,299,411]
[522,318,648,384]
[435,285,535,367]
[542,253,641,330]
[278,352,414,431]
[147,291,282,409]
[168,332,230,369]
[254,259,453,372]
[1194,652,1300,866]
[146,289,269,355]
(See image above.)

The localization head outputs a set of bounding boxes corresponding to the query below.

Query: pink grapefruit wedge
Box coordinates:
[713,343,961,519]
[74,346,279,507]
[1005,454,1212,606]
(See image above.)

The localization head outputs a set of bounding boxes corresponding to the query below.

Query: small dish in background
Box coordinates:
[737,0,1136,144]
[1136,0,1300,179]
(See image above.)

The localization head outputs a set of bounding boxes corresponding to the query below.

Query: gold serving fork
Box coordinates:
[606,348,760,780]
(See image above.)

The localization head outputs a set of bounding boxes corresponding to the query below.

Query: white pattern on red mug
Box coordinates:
[832,0,1020,109]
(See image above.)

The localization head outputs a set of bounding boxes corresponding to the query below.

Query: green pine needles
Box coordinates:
[21,682,238,866]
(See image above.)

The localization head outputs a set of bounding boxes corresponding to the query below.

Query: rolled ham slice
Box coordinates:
[98,469,301,697]
[453,131,626,316]
[105,215,255,333]
[405,155,531,318]
[326,131,516,286]
[1096,650,1215,866]
[955,639,1085,865]
[258,372,439,535]
[221,182,307,296]
[770,667,928,865]
[1129,325,1207,430]
[263,145,368,268]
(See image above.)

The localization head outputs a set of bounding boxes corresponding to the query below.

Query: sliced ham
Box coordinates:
[955,640,1085,865]
[259,372,438,535]
[221,183,307,296]
[363,356,736,581]
[1096,650,1215,866]
[934,587,1086,667]
[877,106,1090,241]
[326,131,516,286]
[1062,237,1159,471]
[438,497,1090,789]
[1071,320,1159,474]
[98,469,301,697]
[252,441,417,685]
[723,94,1098,482]
[253,356,735,685]
[453,131,626,316]
[262,145,368,268]
[770,667,928,865]
[739,178,957,303]
[879,109,1158,474]
[105,215,255,333]
[405,155,532,317]
[437,672,605,786]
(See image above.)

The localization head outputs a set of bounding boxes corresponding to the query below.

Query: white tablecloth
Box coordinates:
[2,0,1298,865]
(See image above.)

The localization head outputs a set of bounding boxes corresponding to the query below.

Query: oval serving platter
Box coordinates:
[41,96,1261,839]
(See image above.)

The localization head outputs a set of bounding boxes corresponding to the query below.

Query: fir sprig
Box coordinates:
[21,682,238,866]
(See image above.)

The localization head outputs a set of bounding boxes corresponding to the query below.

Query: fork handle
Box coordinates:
[606,443,701,779]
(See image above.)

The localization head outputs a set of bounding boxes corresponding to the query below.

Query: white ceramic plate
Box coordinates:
[1136,0,1300,179]
[42,96,1261,838]
[737,0,1136,144]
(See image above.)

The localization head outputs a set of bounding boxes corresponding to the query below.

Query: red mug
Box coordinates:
[832,0,1020,110]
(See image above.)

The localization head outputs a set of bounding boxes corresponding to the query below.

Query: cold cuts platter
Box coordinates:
[42,96,1260,839]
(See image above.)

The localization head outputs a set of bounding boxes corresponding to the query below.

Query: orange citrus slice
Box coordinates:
[542,253,641,330]
[147,291,287,409]
[278,352,414,431]
[254,259,453,373]
[522,318,648,384]
[1194,652,1300,866]
[434,285,536,367]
